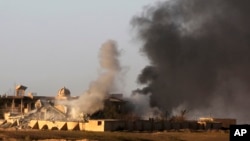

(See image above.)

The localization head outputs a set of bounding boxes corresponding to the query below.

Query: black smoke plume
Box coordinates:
[132,0,250,123]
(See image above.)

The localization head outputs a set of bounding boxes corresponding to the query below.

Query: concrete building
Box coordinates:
[198,117,235,129]
[54,87,72,114]
[84,119,125,132]
[0,85,35,119]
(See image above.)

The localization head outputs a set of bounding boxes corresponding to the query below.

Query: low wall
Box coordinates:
[25,119,223,132]
[28,120,81,131]
[84,120,104,132]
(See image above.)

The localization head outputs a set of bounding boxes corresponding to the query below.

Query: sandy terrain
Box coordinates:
[0,129,229,141]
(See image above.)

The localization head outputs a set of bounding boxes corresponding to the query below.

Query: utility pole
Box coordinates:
[21,98,23,114]
[14,83,16,96]
[11,99,14,113]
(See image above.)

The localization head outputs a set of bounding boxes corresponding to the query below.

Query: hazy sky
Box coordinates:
[0,0,156,96]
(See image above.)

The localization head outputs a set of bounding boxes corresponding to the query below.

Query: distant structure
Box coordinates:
[54,87,72,115]
[15,85,27,96]
[56,87,71,100]
[0,85,35,119]
[0,84,53,119]
[198,117,236,129]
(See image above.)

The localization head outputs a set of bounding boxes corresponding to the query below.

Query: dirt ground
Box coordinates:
[0,129,229,141]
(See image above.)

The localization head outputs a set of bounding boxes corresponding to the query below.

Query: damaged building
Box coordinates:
[0,85,127,129]
[0,85,236,132]
[0,85,51,119]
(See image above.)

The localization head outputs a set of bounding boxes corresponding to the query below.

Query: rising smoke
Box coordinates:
[128,93,163,120]
[69,40,121,116]
[132,0,250,123]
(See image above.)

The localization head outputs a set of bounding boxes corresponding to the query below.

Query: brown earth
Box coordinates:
[0,129,229,141]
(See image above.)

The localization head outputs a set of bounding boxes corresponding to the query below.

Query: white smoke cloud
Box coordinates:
[67,40,121,117]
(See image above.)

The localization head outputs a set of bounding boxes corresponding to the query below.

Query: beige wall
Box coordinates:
[28,120,38,129]
[85,120,104,132]
[84,120,126,132]
[67,121,79,130]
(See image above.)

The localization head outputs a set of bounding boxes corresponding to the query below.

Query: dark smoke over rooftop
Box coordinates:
[132,0,250,123]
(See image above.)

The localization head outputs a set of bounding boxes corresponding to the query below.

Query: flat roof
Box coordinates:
[15,85,27,90]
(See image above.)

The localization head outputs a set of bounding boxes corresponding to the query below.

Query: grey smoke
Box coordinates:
[69,40,121,116]
[126,92,163,120]
[132,0,250,123]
